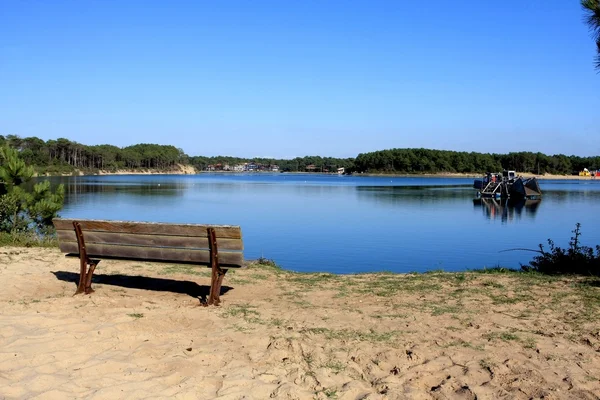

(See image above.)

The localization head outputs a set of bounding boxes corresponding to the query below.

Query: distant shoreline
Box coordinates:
[355,172,597,180]
[38,168,597,180]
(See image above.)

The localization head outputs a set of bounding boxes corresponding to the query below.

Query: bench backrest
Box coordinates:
[53,218,244,268]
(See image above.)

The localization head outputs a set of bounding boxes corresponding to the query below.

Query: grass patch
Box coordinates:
[566,280,600,324]
[303,327,397,343]
[221,303,266,324]
[160,265,210,276]
[430,304,462,316]
[372,313,408,319]
[280,290,314,307]
[354,274,442,297]
[287,273,338,287]
[249,273,269,280]
[19,299,42,305]
[450,288,468,297]
[442,340,484,350]
[303,351,314,368]
[222,303,260,318]
[128,313,144,319]
[487,293,533,305]
[232,324,253,332]
[228,277,254,285]
[251,258,283,272]
[0,232,59,248]
[575,280,600,307]
[479,358,495,371]
[470,267,519,274]
[316,388,338,399]
[321,359,346,374]
[522,337,537,349]
[482,281,505,289]
[483,331,520,342]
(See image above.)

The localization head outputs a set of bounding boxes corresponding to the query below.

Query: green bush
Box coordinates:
[522,223,600,276]
[1,146,64,237]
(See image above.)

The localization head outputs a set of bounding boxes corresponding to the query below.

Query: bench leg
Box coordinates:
[75,256,88,295]
[84,261,98,294]
[208,268,227,306]
[206,227,228,306]
[75,259,99,295]
[73,221,99,295]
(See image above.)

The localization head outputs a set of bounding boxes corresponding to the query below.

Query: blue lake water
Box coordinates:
[45,174,600,274]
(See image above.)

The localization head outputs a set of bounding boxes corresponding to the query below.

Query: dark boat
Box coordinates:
[474,170,542,200]
[509,176,542,200]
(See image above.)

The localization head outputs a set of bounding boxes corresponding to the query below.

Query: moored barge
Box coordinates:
[473,170,542,200]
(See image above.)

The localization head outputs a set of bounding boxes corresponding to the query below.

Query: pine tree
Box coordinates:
[582,0,600,70]
[0,146,64,234]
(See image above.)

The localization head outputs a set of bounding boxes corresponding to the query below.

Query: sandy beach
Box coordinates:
[96,164,197,175]
[1,247,600,399]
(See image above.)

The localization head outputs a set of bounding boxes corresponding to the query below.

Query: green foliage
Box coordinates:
[0,145,64,235]
[582,0,600,70]
[0,194,18,232]
[523,223,600,276]
[188,154,355,173]
[26,181,65,231]
[2,135,189,173]
[353,148,599,175]
[0,146,34,188]
[255,257,282,270]
[0,231,59,247]
[354,148,502,174]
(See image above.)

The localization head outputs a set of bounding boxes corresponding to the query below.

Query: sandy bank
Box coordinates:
[1,247,599,399]
[97,163,197,175]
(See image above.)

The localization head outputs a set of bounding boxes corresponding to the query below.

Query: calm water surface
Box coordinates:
[46,174,600,274]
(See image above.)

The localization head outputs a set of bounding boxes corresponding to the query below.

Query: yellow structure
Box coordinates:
[579,168,591,177]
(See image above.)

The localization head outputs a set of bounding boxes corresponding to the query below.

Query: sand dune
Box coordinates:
[1,247,600,399]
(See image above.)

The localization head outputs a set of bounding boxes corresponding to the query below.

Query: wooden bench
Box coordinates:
[52,218,244,305]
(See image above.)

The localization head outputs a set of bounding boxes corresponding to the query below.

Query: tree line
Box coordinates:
[353,148,600,175]
[0,135,354,174]
[188,155,355,172]
[0,135,187,174]
[1,134,599,176]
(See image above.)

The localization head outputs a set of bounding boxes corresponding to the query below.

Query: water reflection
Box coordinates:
[355,185,472,206]
[473,198,541,223]
[41,177,185,206]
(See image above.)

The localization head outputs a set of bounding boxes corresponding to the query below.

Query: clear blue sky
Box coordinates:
[1,0,598,158]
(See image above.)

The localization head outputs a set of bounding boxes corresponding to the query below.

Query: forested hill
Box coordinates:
[354,148,600,175]
[0,135,354,174]
[0,136,186,174]
[1,134,598,176]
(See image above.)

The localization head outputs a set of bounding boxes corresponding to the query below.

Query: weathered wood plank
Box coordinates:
[56,230,244,251]
[53,218,242,239]
[58,242,244,267]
